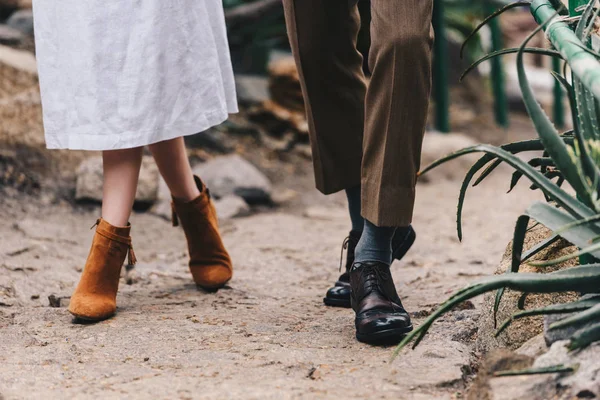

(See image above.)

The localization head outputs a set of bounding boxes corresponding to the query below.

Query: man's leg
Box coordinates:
[283,0,369,308]
[351,0,434,344]
[362,0,434,227]
[282,0,366,195]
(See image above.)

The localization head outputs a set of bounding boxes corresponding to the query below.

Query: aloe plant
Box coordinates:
[395,0,600,358]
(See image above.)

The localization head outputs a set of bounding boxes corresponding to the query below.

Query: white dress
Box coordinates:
[32,1,238,150]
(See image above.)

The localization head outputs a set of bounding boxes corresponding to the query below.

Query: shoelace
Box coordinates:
[339,236,351,272]
[353,262,393,299]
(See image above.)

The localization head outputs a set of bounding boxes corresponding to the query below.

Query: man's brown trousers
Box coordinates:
[283,0,434,226]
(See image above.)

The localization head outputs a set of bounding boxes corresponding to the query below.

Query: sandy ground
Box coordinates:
[0,164,544,400]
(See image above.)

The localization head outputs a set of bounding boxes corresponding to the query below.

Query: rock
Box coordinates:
[516,334,547,358]
[271,189,298,205]
[487,374,554,400]
[124,264,140,285]
[249,99,309,137]
[6,9,34,35]
[466,349,535,400]
[267,56,303,112]
[303,206,347,221]
[394,338,472,388]
[505,64,555,112]
[0,24,24,46]
[476,224,579,353]
[75,156,159,204]
[152,172,252,221]
[486,341,600,399]
[0,44,37,98]
[0,88,43,147]
[0,0,31,8]
[419,131,479,182]
[543,296,600,346]
[235,75,270,104]
[534,340,600,399]
[192,154,272,204]
[150,176,172,221]
[47,294,70,308]
[214,195,250,220]
[0,0,19,9]
[543,313,583,347]
[184,129,234,153]
[246,56,308,136]
[294,144,312,159]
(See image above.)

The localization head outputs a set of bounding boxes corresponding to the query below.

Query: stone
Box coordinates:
[151,178,250,221]
[0,24,24,46]
[75,156,159,204]
[214,195,250,220]
[534,341,600,399]
[267,56,303,112]
[505,64,555,112]
[294,144,312,160]
[192,154,272,204]
[246,56,308,136]
[150,176,172,221]
[0,44,37,98]
[0,88,44,147]
[487,341,600,399]
[184,129,234,153]
[47,294,70,308]
[6,10,34,35]
[419,131,479,182]
[543,296,600,346]
[271,189,298,205]
[393,338,472,388]
[543,313,584,347]
[0,0,31,8]
[516,334,548,358]
[235,75,270,104]
[0,0,19,8]
[476,224,579,353]
[303,206,347,221]
[466,349,537,400]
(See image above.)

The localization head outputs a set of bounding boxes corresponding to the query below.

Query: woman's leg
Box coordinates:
[68,147,143,322]
[150,136,232,290]
[102,147,144,226]
[148,137,199,201]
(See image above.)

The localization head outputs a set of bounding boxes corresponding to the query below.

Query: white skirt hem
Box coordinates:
[45,107,238,151]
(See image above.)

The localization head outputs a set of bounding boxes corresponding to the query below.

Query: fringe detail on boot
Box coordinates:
[128,244,137,266]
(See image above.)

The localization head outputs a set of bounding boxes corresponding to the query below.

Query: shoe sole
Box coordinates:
[356,325,414,345]
[68,310,113,323]
[197,282,229,292]
[323,297,351,308]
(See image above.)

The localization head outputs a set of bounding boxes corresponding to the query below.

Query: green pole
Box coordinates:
[569,0,586,16]
[552,57,565,128]
[432,0,450,133]
[487,2,509,128]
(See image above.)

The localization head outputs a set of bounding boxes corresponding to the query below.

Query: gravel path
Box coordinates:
[0,169,541,399]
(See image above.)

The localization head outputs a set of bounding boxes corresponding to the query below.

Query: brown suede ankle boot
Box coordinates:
[68,218,136,321]
[172,176,233,290]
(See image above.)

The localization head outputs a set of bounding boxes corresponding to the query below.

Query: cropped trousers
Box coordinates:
[282,0,434,226]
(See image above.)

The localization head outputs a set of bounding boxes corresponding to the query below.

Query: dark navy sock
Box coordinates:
[345,185,364,233]
[354,219,397,265]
